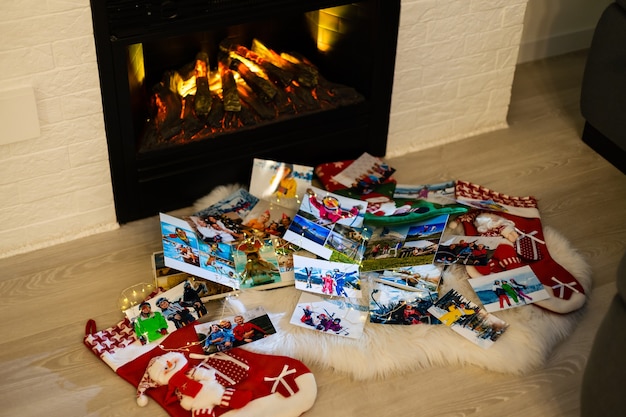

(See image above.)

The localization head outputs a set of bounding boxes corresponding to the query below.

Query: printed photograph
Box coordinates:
[185,213,245,244]
[194,306,276,353]
[160,213,240,289]
[194,188,259,221]
[186,189,260,244]
[289,291,368,339]
[125,281,207,344]
[298,186,366,227]
[197,240,238,287]
[427,289,509,349]
[161,214,202,267]
[434,235,505,266]
[361,214,449,271]
[368,280,440,325]
[240,199,296,239]
[393,180,456,205]
[373,263,443,292]
[232,238,288,289]
[293,254,361,298]
[248,158,314,210]
[467,265,550,312]
[331,152,396,194]
[270,237,313,281]
[282,187,368,263]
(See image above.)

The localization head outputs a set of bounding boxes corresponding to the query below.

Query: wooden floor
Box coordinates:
[1,50,625,417]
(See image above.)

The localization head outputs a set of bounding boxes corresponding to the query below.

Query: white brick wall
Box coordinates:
[0,0,527,258]
[0,0,118,258]
[387,0,527,157]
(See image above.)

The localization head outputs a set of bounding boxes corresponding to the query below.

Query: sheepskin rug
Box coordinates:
[194,185,592,380]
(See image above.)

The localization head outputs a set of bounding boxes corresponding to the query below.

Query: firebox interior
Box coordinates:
[90,0,400,223]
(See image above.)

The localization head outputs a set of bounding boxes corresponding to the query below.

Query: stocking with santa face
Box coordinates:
[454,180,586,314]
[135,348,317,417]
[85,316,318,417]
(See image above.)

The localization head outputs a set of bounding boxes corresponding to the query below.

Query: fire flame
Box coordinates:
[140,38,362,151]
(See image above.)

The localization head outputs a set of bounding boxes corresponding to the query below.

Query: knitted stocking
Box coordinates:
[454,180,586,314]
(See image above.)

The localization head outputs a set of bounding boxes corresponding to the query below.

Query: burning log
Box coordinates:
[237,83,276,120]
[230,58,278,102]
[194,77,212,118]
[280,51,319,88]
[206,98,225,128]
[221,70,241,112]
[139,38,365,151]
[287,84,320,111]
[193,52,212,118]
[251,39,318,88]
[270,88,297,115]
[222,105,257,130]
[218,57,241,112]
[315,75,365,107]
[180,96,208,139]
[150,77,183,139]
[221,40,294,88]
[256,59,294,87]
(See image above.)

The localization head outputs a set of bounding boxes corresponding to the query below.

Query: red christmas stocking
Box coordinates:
[454,180,586,314]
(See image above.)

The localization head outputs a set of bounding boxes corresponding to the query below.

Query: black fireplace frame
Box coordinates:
[90,0,400,223]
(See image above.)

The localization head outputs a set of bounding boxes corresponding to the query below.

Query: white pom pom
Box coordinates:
[137,394,148,407]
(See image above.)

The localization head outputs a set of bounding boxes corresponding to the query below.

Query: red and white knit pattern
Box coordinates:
[205,351,250,386]
[84,318,138,356]
[516,233,544,261]
[456,180,538,208]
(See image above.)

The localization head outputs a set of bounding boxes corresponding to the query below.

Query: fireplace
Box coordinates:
[90,0,400,223]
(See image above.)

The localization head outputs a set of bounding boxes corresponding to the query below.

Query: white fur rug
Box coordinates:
[194,185,592,380]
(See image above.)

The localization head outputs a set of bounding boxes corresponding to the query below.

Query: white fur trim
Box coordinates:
[193,184,246,212]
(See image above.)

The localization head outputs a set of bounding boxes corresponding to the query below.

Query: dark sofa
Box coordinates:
[580,251,626,416]
[580,0,626,174]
